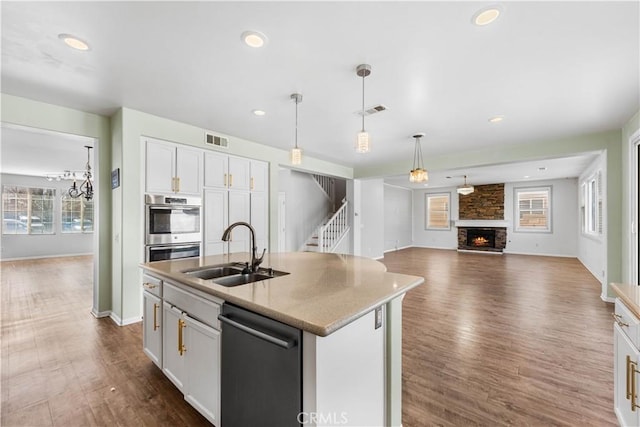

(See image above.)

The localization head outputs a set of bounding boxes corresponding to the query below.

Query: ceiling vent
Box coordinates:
[355,104,388,116]
[205,132,228,148]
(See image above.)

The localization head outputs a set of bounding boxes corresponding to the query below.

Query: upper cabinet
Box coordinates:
[250,160,268,193]
[204,152,250,191]
[145,138,203,196]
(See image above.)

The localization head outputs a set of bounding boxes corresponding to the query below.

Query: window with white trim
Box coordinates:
[425,193,450,230]
[582,171,602,236]
[515,186,551,232]
[61,195,94,233]
[2,185,55,234]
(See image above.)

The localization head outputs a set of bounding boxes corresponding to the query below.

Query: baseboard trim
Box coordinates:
[0,252,93,262]
[91,309,111,318]
[383,245,413,254]
[410,245,457,251]
[502,250,575,258]
[109,312,142,326]
[601,293,615,303]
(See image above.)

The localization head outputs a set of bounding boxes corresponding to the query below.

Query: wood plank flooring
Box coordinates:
[381,248,616,427]
[1,249,616,426]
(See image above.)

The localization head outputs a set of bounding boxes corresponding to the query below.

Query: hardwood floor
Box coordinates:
[381,248,616,427]
[1,256,210,427]
[1,249,616,426]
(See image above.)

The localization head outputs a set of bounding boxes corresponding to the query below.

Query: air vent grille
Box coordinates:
[354,104,388,116]
[205,132,228,148]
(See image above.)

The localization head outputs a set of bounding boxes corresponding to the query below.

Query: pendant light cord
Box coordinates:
[295,97,299,149]
[361,73,365,132]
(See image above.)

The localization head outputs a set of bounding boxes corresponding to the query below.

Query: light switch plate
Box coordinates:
[375,306,382,329]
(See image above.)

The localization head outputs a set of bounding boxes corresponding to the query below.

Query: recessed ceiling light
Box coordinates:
[488,115,504,123]
[538,167,547,171]
[252,109,266,116]
[58,33,90,51]
[241,30,268,48]
[473,6,501,26]
[524,175,530,178]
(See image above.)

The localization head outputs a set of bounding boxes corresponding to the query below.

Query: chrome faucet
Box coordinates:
[221,221,265,273]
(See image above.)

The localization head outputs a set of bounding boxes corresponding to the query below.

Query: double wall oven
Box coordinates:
[145,194,202,262]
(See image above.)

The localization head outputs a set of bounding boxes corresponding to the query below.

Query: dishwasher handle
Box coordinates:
[218,314,296,349]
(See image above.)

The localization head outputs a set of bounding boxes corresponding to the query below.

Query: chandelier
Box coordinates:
[68,146,94,200]
[457,175,474,195]
[409,133,428,183]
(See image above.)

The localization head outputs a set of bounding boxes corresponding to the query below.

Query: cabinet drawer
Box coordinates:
[615,299,640,347]
[142,273,163,298]
[164,281,220,330]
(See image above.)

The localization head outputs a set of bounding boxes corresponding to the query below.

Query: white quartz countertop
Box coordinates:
[140,252,423,336]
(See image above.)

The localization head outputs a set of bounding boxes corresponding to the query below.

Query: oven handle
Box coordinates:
[148,244,201,251]
[147,205,201,210]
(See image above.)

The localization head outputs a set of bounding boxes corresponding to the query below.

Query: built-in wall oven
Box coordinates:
[145,194,202,262]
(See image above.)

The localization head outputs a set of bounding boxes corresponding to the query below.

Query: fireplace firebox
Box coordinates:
[466,229,496,248]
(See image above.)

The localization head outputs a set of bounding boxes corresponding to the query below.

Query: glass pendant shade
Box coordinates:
[356,131,370,153]
[408,133,428,183]
[290,147,302,165]
[457,175,474,195]
[409,168,428,183]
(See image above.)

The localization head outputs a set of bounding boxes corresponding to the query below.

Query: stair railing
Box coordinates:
[318,200,348,252]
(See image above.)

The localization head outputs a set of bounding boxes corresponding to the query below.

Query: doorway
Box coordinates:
[0,123,99,309]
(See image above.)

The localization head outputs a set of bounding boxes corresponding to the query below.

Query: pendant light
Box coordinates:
[290,93,303,165]
[409,133,428,183]
[68,146,94,201]
[457,175,475,195]
[355,64,371,153]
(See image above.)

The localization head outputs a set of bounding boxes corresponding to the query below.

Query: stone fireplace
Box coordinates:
[456,183,507,253]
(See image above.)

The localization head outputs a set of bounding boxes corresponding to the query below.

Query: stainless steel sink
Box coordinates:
[213,268,289,287]
[182,264,289,287]
[182,263,245,280]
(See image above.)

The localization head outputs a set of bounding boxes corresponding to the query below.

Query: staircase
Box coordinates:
[305,200,349,253]
[312,174,335,209]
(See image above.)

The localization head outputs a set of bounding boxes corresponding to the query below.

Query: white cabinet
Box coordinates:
[250,159,268,192]
[614,298,640,426]
[142,274,162,368]
[145,138,203,195]
[162,281,221,426]
[251,192,268,251]
[203,155,268,256]
[204,151,250,191]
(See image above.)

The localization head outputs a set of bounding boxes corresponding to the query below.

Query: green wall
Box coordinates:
[112,108,354,322]
[0,94,112,314]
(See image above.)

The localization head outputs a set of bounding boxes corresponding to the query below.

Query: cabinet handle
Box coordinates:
[153,303,159,331]
[613,312,630,327]
[143,282,157,290]
[628,355,633,400]
[178,318,186,356]
[230,174,233,187]
[224,173,228,187]
[630,357,640,411]
[250,177,254,191]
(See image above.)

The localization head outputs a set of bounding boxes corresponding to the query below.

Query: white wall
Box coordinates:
[504,178,578,257]
[360,179,384,259]
[1,173,93,259]
[622,109,640,285]
[383,184,412,252]
[577,154,607,289]
[280,169,332,251]
[412,187,458,250]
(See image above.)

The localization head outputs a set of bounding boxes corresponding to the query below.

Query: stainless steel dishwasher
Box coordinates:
[218,303,302,427]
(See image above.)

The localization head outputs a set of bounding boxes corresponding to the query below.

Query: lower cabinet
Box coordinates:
[142,291,162,368]
[141,275,221,427]
[614,298,640,427]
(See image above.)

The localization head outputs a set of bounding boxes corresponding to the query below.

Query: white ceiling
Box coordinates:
[1,2,638,180]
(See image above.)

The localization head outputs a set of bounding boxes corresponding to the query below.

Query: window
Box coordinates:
[515,186,551,232]
[582,171,602,236]
[61,195,94,233]
[426,193,450,230]
[2,185,55,234]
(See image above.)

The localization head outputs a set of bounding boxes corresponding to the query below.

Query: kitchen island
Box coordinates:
[141,251,423,426]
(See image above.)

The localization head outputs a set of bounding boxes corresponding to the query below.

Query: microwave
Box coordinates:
[145,194,202,245]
